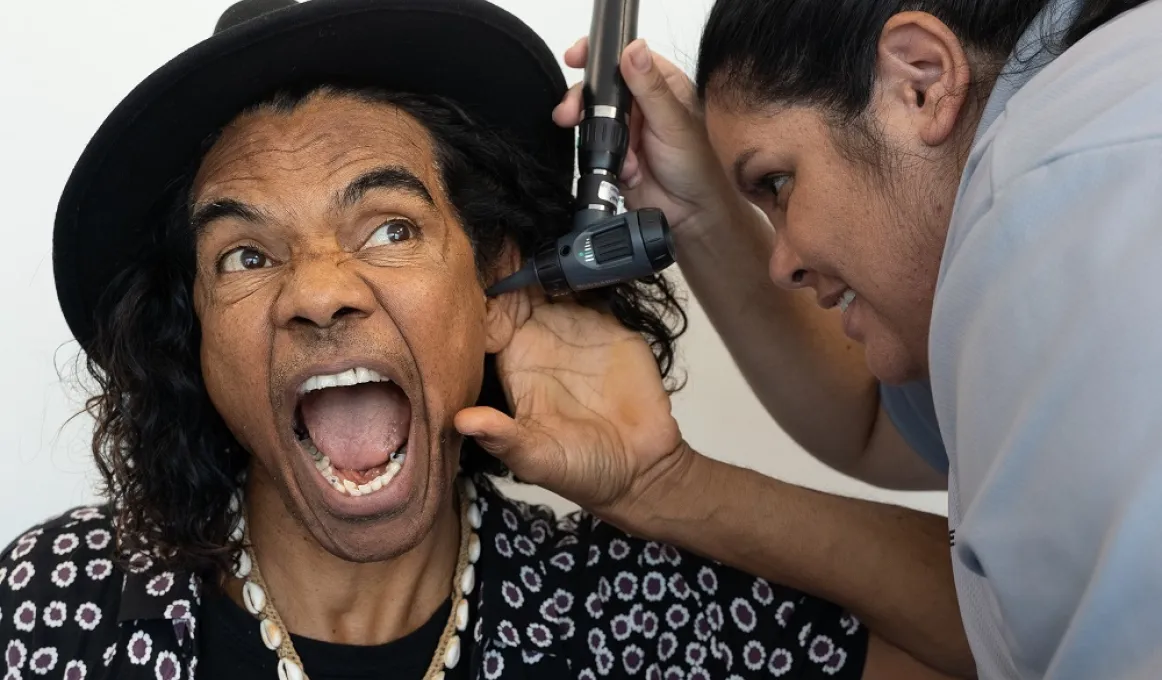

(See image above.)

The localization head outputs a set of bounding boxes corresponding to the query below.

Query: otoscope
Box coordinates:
[484,0,676,298]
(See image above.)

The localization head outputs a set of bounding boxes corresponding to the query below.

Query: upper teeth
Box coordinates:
[838,289,856,312]
[299,367,388,394]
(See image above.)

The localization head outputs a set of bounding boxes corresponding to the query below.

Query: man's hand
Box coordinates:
[454,292,687,517]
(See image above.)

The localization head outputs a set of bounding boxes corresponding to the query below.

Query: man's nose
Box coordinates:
[274,255,377,330]
[768,232,811,291]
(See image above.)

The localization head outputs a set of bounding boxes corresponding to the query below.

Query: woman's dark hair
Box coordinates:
[84,86,687,576]
[696,0,1148,120]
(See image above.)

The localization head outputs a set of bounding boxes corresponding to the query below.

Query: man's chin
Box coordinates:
[283,438,443,562]
[309,515,432,564]
[295,484,438,564]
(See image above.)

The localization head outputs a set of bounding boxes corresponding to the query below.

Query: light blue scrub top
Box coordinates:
[885,0,1162,676]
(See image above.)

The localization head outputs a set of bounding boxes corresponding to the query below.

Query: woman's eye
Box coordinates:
[761,174,791,198]
[219,246,271,273]
[365,219,416,247]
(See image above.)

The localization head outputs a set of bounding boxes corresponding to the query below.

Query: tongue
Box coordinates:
[300,382,411,471]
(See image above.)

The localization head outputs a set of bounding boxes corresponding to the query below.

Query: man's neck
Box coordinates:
[228,476,461,646]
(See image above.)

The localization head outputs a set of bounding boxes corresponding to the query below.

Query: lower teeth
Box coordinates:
[303,439,407,497]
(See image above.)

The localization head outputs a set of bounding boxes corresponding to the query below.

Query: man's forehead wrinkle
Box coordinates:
[195,98,451,218]
[209,132,339,176]
[323,148,399,180]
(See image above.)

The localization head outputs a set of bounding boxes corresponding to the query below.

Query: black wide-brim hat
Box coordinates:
[53,0,573,356]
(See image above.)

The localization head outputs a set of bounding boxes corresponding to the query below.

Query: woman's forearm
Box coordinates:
[616,447,974,678]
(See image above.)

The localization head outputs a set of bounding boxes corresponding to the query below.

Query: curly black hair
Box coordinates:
[83,86,687,577]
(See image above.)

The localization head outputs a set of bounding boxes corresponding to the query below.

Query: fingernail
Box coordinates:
[628,41,651,72]
[626,173,642,189]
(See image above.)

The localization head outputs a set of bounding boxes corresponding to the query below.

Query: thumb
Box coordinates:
[454,407,561,484]
[620,39,691,139]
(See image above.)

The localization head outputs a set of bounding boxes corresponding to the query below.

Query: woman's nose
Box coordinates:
[768,232,811,290]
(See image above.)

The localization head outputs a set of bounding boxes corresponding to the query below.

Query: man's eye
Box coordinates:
[219,246,271,273]
[365,219,416,247]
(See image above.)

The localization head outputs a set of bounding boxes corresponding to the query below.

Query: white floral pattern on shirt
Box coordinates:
[1,477,866,678]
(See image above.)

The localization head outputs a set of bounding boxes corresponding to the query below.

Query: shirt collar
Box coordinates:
[473,475,572,662]
[112,474,573,665]
[117,556,200,623]
[973,0,1085,146]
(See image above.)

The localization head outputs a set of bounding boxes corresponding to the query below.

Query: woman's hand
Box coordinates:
[454,291,689,518]
[553,38,736,234]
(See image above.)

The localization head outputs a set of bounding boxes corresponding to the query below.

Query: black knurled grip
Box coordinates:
[578,117,629,174]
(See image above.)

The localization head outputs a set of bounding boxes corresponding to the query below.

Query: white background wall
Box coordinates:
[0,0,945,546]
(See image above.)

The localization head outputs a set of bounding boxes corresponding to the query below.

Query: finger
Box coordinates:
[619,39,692,139]
[620,148,641,188]
[454,406,519,449]
[622,156,655,202]
[620,104,646,187]
[454,407,560,484]
[552,82,584,128]
[564,36,588,69]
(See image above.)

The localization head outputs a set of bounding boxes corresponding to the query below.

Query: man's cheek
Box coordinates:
[200,320,271,439]
[406,294,486,412]
[444,301,489,408]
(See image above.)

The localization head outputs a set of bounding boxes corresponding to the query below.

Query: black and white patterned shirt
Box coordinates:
[1,476,866,679]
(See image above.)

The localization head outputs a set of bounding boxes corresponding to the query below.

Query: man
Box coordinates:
[0,1,938,678]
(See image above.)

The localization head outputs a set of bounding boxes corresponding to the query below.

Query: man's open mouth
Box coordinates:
[292,366,412,498]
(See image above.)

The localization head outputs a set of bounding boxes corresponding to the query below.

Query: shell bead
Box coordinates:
[277,658,304,680]
[243,582,267,616]
[260,618,283,650]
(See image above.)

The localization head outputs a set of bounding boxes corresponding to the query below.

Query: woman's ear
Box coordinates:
[876,11,973,147]
[483,241,527,354]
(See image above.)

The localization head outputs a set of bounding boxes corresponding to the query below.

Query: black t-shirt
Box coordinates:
[199,584,471,680]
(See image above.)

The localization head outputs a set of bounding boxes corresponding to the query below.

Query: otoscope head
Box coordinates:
[638,207,676,269]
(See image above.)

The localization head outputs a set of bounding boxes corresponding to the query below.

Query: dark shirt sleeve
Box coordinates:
[566,514,868,679]
[1,508,124,677]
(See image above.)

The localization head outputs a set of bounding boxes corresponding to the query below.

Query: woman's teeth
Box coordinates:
[838,289,857,313]
[302,438,406,497]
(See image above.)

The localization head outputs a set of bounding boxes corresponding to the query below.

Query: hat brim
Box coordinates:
[53,0,574,354]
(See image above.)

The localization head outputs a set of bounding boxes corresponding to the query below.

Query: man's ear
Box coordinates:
[483,241,525,354]
[875,11,972,147]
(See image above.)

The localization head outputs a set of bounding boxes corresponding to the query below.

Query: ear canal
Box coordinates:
[916,90,926,107]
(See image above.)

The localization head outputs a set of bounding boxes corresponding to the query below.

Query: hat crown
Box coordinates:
[55,0,572,356]
[215,0,299,34]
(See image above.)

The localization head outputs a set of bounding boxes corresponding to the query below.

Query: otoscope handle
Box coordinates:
[577,0,638,181]
[583,0,638,116]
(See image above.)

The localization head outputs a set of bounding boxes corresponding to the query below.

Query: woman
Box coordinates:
[460,0,1162,678]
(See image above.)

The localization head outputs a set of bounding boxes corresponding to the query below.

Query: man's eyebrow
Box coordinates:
[732,147,759,189]
[190,198,265,234]
[339,166,435,210]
